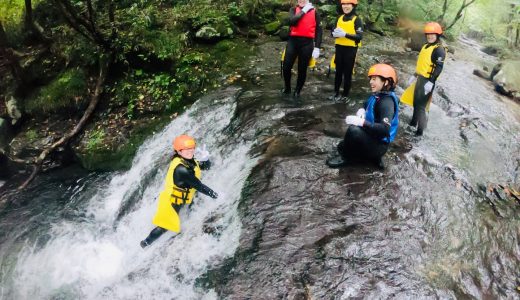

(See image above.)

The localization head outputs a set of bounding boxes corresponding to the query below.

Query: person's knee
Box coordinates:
[346,126,364,141]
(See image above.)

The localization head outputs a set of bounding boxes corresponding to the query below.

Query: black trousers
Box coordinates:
[410,75,434,133]
[143,203,182,245]
[338,126,388,162]
[334,45,358,97]
[283,36,314,94]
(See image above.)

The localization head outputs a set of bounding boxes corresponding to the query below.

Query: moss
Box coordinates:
[25,129,38,141]
[75,116,171,171]
[264,21,281,34]
[25,68,88,115]
[206,38,256,73]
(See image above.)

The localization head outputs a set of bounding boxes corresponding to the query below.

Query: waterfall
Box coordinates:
[6,88,256,299]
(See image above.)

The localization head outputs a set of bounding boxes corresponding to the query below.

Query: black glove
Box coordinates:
[208,189,218,199]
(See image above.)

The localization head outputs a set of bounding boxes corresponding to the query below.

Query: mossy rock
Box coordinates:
[25,68,88,115]
[265,21,281,34]
[247,29,260,38]
[493,60,520,95]
[319,4,338,17]
[215,23,234,38]
[276,11,289,24]
[279,26,290,41]
[73,116,170,171]
[75,147,136,171]
[215,40,237,53]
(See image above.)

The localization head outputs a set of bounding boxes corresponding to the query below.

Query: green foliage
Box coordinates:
[25,129,38,141]
[172,1,233,30]
[0,0,40,45]
[110,69,185,118]
[25,69,87,115]
[86,128,105,151]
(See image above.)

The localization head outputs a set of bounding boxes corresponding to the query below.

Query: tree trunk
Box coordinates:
[0,21,24,83]
[24,0,33,28]
[0,20,7,47]
[445,0,477,32]
[54,0,112,51]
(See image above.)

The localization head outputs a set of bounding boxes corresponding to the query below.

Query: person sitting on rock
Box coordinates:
[140,134,218,248]
[326,63,399,169]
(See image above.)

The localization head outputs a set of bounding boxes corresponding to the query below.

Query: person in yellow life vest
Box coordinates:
[328,0,363,102]
[407,22,446,136]
[140,135,218,249]
[282,0,323,98]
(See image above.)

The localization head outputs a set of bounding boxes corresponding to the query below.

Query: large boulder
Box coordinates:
[492,60,520,98]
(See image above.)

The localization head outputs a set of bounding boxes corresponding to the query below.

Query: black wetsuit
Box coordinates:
[410,42,446,135]
[332,12,363,97]
[142,156,216,247]
[338,94,396,163]
[282,7,323,95]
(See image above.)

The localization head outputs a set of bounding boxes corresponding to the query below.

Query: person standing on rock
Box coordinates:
[282,0,323,98]
[328,0,363,102]
[326,64,399,169]
[407,22,446,136]
[140,135,218,248]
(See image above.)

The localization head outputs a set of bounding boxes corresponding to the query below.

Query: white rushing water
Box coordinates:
[8,88,257,299]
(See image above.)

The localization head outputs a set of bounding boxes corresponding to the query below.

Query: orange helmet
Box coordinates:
[173,135,196,151]
[341,0,358,4]
[368,64,398,87]
[424,22,443,34]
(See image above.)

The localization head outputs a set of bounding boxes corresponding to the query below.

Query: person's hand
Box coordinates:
[345,115,365,127]
[195,144,210,162]
[424,81,434,95]
[312,47,320,59]
[207,189,218,199]
[407,75,416,86]
[355,108,366,119]
[332,28,346,38]
[301,2,314,13]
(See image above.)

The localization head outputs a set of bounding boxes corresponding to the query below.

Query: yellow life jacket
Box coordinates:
[166,157,201,205]
[415,43,446,79]
[152,157,201,232]
[335,15,361,47]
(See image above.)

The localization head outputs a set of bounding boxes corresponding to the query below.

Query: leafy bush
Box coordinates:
[86,128,105,150]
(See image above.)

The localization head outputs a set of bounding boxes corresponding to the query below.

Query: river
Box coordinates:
[0,34,518,299]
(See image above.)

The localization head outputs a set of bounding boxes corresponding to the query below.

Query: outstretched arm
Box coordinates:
[174,165,218,198]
